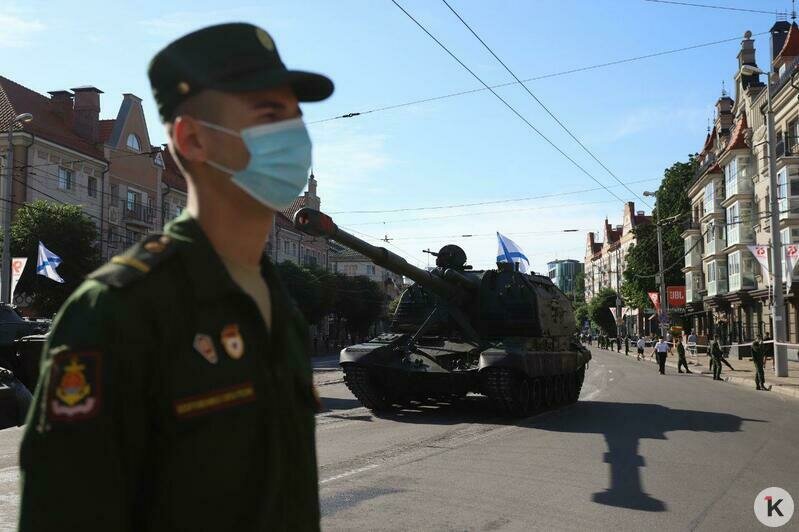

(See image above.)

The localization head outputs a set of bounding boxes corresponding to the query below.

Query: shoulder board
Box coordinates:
[88,233,178,288]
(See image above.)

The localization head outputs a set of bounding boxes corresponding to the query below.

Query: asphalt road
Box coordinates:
[1,348,797,531]
[315,348,799,531]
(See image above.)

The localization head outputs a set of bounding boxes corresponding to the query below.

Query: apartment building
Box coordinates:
[547,259,584,297]
[684,24,799,357]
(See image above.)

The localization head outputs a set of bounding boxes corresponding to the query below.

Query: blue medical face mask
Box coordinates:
[198,117,312,210]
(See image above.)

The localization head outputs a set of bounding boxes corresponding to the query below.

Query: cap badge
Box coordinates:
[221,324,245,360]
[193,333,218,364]
[177,81,191,95]
[255,28,275,51]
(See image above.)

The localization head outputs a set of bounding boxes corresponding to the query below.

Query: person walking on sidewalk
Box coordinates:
[687,331,697,356]
[653,337,669,374]
[676,338,692,374]
[636,336,645,361]
[711,336,724,380]
[616,335,622,353]
[624,336,630,356]
[751,335,771,391]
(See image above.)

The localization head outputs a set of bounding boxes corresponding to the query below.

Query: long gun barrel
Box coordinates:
[293,208,469,302]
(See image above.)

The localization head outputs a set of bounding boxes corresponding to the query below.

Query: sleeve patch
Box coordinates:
[46,351,102,422]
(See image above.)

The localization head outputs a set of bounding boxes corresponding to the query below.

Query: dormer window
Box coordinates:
[126,133,141,152]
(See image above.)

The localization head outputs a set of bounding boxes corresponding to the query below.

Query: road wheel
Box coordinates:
[342,364,396,413]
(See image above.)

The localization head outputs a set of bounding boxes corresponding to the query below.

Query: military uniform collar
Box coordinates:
[165,212,280,303]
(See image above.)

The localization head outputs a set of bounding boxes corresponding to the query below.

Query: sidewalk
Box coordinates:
[590,345,799,399]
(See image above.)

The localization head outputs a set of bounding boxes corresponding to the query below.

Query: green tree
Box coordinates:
[571,271,586,302]
[9,200,101,316]
[573,301,589,328]
[622,156,697,311]
[587,287,618,336]
[335,275,385,337]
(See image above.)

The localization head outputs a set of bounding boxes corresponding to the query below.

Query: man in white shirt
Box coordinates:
[636,337,646,361]
[653,337,670,374]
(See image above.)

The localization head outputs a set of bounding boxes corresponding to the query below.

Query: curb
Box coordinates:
[591,347,799,400]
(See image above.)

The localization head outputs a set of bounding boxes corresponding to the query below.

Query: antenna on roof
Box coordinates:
[777,10,787,22]
[721,80,728,97]
[793,0,797,21]
[707,117,711,133]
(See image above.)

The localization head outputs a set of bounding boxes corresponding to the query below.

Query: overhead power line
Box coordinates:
[642,0,779,15]
[390,0,630,205]
[330,176,657,216]
[309,31,767,125]
[440,0,651,209]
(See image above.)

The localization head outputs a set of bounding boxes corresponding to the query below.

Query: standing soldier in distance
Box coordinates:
[711,335,724,381]
[751,335,770,391]
[18,23,333,531]
[624,335,630,356]
[676,337,692,374]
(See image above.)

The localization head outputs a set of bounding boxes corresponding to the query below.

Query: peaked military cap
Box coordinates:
[148,22,334,121]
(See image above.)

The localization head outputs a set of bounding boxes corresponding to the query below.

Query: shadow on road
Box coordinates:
[528,401,765,512]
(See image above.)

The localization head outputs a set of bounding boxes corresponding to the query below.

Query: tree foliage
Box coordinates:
[334,275,385,336]
[587,287,618,336]
[10,200,101,316]
[621,156,697,310]
[573,301,589,328]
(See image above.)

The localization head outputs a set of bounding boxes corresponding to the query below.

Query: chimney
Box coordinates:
[738,30,761,92]
[47,90,74,128]
[637,210,645,216]
[71,86,103,143]
[771,20,791,68]
[715,94,734,133]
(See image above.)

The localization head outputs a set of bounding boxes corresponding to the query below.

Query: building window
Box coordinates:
[110,183,119,201]
[58,168,73,190]
[87,176,97,198]
[284,240,289,254]
[367,265,376,275]
[724,158,738,196]
[704,182,715,213]
[126,189,141,211]
[126,133,141,152]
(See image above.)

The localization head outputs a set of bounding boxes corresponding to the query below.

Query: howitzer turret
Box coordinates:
[293,207,591,417]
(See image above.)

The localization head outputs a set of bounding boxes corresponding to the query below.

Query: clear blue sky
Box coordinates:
[2,0,792,272]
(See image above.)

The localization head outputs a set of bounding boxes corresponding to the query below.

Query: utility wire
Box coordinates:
[330,177,658,215]
[440,0,652,209]
[309,31,767,125]
[391,1,629,205]
[643,0,779,15]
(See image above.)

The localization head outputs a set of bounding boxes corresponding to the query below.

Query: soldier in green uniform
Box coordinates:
[711,335,724,380]
[751,335,770,391]
[18,23,333,531]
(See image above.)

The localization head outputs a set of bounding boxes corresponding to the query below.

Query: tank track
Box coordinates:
[482,367,586,417]
[342,364,395,412]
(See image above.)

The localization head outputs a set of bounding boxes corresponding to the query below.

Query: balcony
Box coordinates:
[684,235,702,268]
[772,55,799,96]
[706,278,728,297]
[728,271,755,292]
[694,153,717,179]
[121,200,155,226]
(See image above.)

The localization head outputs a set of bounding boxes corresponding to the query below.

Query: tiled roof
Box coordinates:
[161,149,187,193]
[725,112,748,151]
[0,76,105,160]
[281,196,306,220]
[634,213,652,226]
[330,248,370,262]
[777,22,799,60]
[701,127,715,154]
[98,119,115,144]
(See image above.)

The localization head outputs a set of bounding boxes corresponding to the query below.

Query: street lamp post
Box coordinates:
[644,190,668,340]
[740,63,789,377]
[2,112,33,304]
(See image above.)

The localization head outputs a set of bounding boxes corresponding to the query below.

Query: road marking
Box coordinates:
[608,370,613,373]
[609,378,614,382]
[319,464,380,484]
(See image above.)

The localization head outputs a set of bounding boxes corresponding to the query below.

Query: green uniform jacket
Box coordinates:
[677,343,685,357]
[751,340,764,364]
[18,214,320,531]
[711,341,723,358]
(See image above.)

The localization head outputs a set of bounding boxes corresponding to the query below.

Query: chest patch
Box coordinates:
[47,350,102,422]
[193,333,218,364]
[220,324,245,360]
[173,381,256,419]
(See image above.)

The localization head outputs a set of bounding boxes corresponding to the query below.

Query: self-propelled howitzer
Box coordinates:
[294,208,591,416]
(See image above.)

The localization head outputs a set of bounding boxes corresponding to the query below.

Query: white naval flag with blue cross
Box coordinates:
[36,241,65,283]
[496,232,529,274]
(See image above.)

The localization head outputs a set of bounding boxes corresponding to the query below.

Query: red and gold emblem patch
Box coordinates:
[220,324,245,360]
[47,351,101,421]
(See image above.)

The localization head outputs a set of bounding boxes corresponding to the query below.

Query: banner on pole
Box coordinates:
[666,285,686,307]
[648,292,660,314]
[748,245,771,286]
[11,257,27,297]
[785,244,799,291]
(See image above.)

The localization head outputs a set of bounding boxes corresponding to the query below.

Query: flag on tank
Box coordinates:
[36,241,65,283]
[496,232,529,274]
